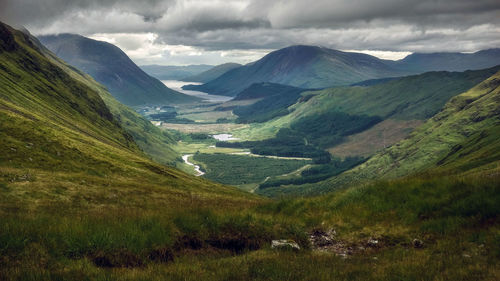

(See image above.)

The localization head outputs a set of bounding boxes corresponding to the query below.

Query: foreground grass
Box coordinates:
[1,172,498,280]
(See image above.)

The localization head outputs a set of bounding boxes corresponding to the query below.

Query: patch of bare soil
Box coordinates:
[328,119,423,158]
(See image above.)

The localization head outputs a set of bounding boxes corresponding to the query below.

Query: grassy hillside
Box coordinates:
[182,63,241,83]
[233,82,307,123]
[25,32,181,165]
[185,45,405,96]
[287,66,500,121]
[273,69,500,197]
[234,66,500,149]
[39,34,199,106]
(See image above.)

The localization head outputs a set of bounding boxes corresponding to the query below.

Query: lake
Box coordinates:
[212,134,239,141]
[162,80,232,103]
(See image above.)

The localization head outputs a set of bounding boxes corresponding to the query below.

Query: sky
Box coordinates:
[1,0,499,66]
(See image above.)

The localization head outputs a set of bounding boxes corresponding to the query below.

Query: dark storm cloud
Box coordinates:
[259,0,500,29]
[1,0,499,61]
[0,0,174,26]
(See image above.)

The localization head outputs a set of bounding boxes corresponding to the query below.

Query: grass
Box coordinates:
[1,171,498,280]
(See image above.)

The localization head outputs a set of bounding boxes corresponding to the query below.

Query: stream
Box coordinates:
[182,154,205,176]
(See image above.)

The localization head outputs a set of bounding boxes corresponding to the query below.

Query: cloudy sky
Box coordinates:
[1,0,499,65]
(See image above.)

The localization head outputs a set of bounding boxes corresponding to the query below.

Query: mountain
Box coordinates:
[38,34,199,106]
[184,45,405,96]
[392,48,500,73]
[185,45,500,97]
[140,64,213,80]
[181,63,242,83]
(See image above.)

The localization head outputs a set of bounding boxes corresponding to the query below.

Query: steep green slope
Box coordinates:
[185,45,405,96]
[233,82,308,123]
[140,64,213,80]
[0,21,251,200]
[182,63,242,83]
[24,32,180,164]
[39,34,199,106]
[311,70,500,194]
[289,66,500,121]
[235,66,500,142]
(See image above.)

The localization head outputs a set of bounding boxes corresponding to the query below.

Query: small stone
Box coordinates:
[367,239,379,247]
[271,240,300,251]
[412,239,424,248]
[462,254,471,258]
[337,253,348,259]
[372,257,378,260]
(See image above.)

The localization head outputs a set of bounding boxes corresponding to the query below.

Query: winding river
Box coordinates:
[182,154,205,176]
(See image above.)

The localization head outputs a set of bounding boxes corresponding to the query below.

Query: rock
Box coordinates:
[311,230,333,246]
[310,228,337,247]
[367,238,379,247]
[271,240,300,251]
[337,253,348,259]
[462,254,471,258]
[412,239,424,248]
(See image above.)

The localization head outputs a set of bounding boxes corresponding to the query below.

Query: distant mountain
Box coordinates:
[392,49,500,73]
[184,45,404,96]
[140,64,213,81]
[182,63,242,83]
[185,45,500,97]
[39,34,199,106]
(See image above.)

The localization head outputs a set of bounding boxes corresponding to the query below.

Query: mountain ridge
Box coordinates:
[39,33,199,106]
[185,45,500,97]
[184,45,405,96]
[181,62,242,83]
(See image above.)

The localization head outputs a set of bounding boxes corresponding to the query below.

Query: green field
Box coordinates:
[192,153,311,185]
